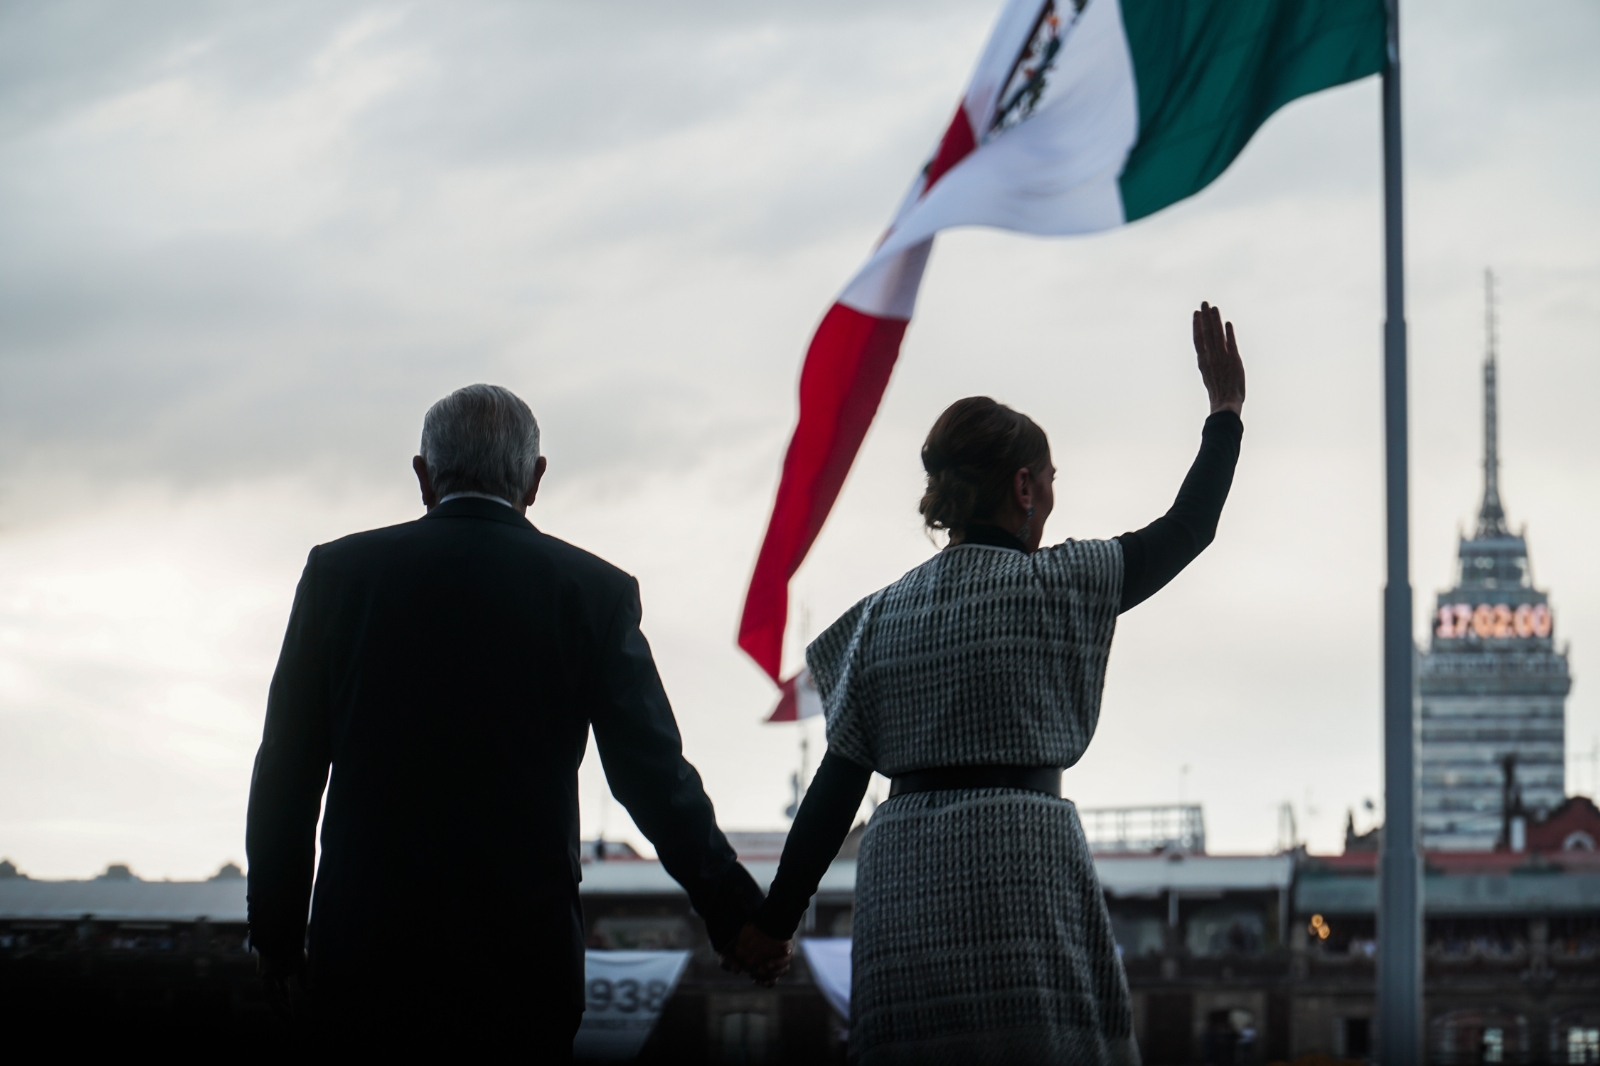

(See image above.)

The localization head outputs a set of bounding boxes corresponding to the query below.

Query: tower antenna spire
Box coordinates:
[1477,268,1508,537]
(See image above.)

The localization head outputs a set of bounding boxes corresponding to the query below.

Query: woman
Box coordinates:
[733,302,1247,1064]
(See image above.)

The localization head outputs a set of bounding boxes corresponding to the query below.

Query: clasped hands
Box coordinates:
[719,921,793,987]
[257,950,307,1023]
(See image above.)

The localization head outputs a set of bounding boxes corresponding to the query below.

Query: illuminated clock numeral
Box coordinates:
[1440,602,1552,639]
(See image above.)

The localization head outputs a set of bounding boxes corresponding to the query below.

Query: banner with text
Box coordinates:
[573,950,690,1061]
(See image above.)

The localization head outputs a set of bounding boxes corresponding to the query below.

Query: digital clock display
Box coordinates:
[1435,602,1551,640]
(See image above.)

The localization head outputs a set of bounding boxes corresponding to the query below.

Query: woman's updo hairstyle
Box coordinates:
[919,396,1050,532]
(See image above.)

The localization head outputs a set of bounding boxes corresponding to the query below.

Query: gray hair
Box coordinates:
[420,384,541,502]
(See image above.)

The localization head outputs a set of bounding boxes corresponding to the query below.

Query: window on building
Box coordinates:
[591,915,692,950]
[1547,917,1600,961]
[1200,1009,1256,1064]
[1110,913,1165,958]
[1340,1017,1372,1059]
[1185,906,1264,957]
[1427,918,1527,962]
[1429,1009,1529,1065]
[1553,1011,1600,1064]
[1305,914,1375,958]
[719,1011,771,1065]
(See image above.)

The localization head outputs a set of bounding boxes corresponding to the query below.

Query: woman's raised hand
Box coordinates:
[1193,302,1246,415]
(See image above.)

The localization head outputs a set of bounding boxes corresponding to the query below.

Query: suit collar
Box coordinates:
[423,496,534,529]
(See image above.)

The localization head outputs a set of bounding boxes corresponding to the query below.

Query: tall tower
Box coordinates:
[1417,272,1572,851]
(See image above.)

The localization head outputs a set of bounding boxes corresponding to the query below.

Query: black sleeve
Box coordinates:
[754,752,873,940]
[245,548,333,968]
[1117,410,1243,613]
[589,578,763,951]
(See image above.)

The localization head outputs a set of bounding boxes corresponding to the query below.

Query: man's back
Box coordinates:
[276,499,630,977]
[248,386,761,1049]
[249,479,759,1058]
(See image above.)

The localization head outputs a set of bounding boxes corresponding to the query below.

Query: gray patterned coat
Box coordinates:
[807,538,1139,1066]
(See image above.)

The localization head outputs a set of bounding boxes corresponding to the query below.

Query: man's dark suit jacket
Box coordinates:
[245,496,761,1013]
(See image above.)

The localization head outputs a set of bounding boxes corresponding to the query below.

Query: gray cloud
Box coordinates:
[0,1,1007,501]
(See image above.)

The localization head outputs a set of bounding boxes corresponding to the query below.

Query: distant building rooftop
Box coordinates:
[12,836,1596,926]
[0,879,249,923]
[579,839,642,863]
[576,852,1292,900]
[1297,866,1600,917]
[1078,805,1207,855]
[722,832,790,862]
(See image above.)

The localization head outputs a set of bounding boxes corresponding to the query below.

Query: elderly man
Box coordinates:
[246,384,763,1055]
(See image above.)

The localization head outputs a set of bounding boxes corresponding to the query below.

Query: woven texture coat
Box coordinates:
[808,538,1139,1066]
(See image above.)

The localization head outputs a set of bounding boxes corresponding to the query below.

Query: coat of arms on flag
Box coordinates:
[987,0,1083,139]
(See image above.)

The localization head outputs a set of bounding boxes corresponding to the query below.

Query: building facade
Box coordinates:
[572,829,1600,1064]
[1419,283,1572,850]
[6,819,1600,1062]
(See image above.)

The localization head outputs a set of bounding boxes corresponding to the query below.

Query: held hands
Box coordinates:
[1193,301,1246,415]
[719,921,793,988]
[256,950,307,1023]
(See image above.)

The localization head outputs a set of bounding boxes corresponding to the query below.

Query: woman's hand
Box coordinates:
[1193,302,1246,415]
[719,921,793,987]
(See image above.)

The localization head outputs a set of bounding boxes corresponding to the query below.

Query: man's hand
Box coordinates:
[257,950,307,1023]
[1193,301,1246,415]
[719,922,792,988]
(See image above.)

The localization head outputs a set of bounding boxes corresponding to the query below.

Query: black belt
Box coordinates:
[888,765,1061,797]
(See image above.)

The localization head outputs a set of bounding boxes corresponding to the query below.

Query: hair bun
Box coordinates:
[917,397,1050,533]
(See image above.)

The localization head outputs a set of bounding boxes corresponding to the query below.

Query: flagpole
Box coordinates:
[1377,0,1423,1061]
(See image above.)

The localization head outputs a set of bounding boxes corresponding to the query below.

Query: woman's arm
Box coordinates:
[753,752,873,940]
[1117,302,1247,613]
[1117,411,1242,611]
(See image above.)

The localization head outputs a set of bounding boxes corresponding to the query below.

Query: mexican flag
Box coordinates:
[745,0,1387,694]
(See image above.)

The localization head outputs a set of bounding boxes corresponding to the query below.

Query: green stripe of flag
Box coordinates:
[1118,0,1388,222]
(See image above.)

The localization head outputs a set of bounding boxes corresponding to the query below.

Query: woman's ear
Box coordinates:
[1013,467,1034,512]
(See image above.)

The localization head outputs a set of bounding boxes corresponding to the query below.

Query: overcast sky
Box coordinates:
[2,0,1597,879]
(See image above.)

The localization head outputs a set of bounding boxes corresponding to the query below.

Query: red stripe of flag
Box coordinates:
[924,105,977,190]
[766,673,800,722]
[738,105,976,685]
[738,305,906,681]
